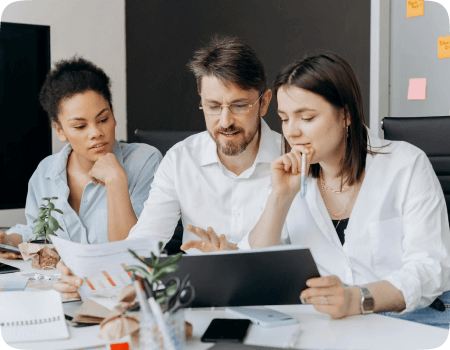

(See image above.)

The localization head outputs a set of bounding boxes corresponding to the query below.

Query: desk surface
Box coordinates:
[1,258,449,350]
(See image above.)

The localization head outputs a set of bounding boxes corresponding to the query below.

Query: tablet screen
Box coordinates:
[0,263,20,274]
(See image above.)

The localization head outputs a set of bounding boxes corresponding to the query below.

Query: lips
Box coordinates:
[90,142,107,149]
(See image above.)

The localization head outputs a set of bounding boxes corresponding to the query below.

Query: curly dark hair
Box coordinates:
[39,56,113,123]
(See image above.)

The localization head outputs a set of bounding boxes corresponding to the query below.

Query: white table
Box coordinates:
[1,258,449,350]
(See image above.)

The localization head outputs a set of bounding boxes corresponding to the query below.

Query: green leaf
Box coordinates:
[158,242,164,252]
[48,216,59,231]
[42,197,50,201]
[39,206,46,212]
[51,197,58,200]
[150,265,178,284]
[125,265,152,280]
[53,209,63,214]
[32,221,46,234]
[48,202,55,210]
[33,218,39,223]
[157,252,182,269]
[38,211,47,219]
[128,249,153,269]
[151,252,159,266]
[45,226,54,238]
[58,224,65,232]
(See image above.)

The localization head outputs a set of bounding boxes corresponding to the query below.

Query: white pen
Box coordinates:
[300,153,307,198]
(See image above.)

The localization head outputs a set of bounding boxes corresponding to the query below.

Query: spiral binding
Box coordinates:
[0,315,60,326]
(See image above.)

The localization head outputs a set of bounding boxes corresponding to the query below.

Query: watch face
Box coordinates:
[363,299,374,310]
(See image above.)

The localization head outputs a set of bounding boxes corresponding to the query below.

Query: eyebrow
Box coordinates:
[67,108,109,122]
[204,98,252,104]
[277,107,317,114]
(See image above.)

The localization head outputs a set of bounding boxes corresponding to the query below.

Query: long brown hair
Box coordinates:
[273,53,377,186]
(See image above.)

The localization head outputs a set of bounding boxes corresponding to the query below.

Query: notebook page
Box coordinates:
[0,290,69,343]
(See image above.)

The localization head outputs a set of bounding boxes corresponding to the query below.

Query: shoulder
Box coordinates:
[119,142,163,165]
[374,139,429,167]
[165,131,209,156]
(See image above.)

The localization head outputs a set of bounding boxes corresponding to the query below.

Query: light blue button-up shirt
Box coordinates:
[7,140,162,244]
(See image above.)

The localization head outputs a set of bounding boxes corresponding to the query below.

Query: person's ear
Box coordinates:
[259,89,273,117]
[53,121,68,142]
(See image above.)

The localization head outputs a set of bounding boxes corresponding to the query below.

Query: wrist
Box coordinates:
[105,170,127,187]
[347,286,364,316]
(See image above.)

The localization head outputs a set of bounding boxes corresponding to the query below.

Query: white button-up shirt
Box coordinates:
[239,128,450,314]
[127,119,282,253]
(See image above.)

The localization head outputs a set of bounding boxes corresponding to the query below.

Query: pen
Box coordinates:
[130,273,175,350]
[300,153,307,198]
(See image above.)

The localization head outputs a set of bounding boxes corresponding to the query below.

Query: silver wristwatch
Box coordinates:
[357,285,374,314]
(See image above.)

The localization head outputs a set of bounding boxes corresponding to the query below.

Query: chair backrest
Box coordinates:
[134,129,201,156]
[382,116,450,222]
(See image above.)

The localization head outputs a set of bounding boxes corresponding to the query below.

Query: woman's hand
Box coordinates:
[271,145,314,197]
[180,225,238,252]
[300,275,357,319]
[88,153,127,186]
[53,260,83,300]
[0,231,22,259]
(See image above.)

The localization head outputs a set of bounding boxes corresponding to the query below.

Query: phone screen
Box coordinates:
[201,318,251,343]
[0,263,20,274]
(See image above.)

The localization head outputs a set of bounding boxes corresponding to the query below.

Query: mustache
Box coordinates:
[214,125,243,134]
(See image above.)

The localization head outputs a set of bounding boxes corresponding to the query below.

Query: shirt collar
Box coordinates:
[200,118,280,167]
[45,140,123,179]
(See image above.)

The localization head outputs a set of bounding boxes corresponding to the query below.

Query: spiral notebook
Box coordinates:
[0,290,69,343]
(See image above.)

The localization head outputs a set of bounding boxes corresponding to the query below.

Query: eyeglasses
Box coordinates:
[199,94,263,115]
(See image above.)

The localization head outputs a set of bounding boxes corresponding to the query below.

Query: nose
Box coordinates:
[88,123,103,139]
[283,119,302,140]
[218,106,235,129]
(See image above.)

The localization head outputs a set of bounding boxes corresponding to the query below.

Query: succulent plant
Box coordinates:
[32,197,64,243]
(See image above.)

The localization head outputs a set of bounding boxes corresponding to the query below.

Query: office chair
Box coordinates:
[135,129,202,254]
[381,116,450,223]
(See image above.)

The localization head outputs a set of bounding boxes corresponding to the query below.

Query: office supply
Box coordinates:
[156,246,320,307]
[162,275,195,314]
[0,243,21,254]
[407,0,424,18]
[0,274,28,291]
[438,35,450,59]
[225,307,298,327]
[407,78,427,100]
[51,236,157,300]
[208,344,292,350]
[201,318,251,343]
[130,272,176,350]
[0,290,69,343]
[300,153,307,198]
[0,262,20,275]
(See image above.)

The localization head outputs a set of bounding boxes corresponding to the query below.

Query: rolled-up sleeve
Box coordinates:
[384,155,450,314]
[127,150,181,247]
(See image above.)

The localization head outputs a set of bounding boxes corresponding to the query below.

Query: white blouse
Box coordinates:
[240,129,450,314]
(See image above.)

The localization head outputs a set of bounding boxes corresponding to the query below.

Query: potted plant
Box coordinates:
[18,197,64,269]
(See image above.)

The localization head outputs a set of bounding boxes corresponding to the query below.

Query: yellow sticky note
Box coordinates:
[438,36,450,59]
[408,78,426,100]
[407,0,424,18]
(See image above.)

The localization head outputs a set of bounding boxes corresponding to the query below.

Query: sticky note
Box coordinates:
[408,78,427,100]
[407,0,424,18]
[438,36,450,59]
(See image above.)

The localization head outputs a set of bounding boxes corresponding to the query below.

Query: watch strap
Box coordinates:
[358,284,374,314]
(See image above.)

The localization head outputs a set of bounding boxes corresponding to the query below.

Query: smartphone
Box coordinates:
[225,307,298,327]
[0,262,20,274]
[0,243,21,254]
[201,318,251,343]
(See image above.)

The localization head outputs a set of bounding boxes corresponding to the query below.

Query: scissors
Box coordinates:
[162,274,195,314]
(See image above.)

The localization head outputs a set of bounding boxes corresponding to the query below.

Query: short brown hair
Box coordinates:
[273,53,375,186]
[187,35,267,95]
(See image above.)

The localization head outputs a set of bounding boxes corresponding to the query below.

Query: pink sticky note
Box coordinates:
[408,78,427,100]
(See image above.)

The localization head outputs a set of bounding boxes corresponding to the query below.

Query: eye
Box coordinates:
[100,117,109,123]
[233,104,248,108]
[74,125,86,129]
[281,119,288,123]
[208,105,221,110]
[302,117,314,121]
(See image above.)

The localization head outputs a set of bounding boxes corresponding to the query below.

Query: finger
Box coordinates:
[305,147,315,176]
[207,227,220,248]
[306,275,340,288]
[61,292,81,300]
[187,225,211,243]
[90,177,99,185]
[99,180,106,186]
[300,286,338,300]
[53,281,80,293]
[180,241,202,251]
[305,295,335,306]
[290,143,310,155]
[0,252,21,259]
[285,153,299,175]
[0,230,6,241]
[60,274,83,287]
[57,260,71,275]
[290,149,303,174]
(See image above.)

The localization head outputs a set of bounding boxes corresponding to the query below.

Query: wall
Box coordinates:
[125,0,371,140]
[0,0,126,226]
[390,0,450,118]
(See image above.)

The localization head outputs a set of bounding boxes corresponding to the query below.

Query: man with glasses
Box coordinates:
[54,35,281,301]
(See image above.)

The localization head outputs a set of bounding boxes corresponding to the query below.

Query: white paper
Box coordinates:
[51,236,157,301]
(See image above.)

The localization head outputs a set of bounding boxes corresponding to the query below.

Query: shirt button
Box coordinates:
[84,199,88,203]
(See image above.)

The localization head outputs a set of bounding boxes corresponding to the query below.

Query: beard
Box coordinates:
[210,118,260,156]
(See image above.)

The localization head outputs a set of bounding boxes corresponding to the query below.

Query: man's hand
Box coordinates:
[88,153,127,186]
[0,230,22,259]
[180,225,239,253]
[53,260,83,300]
[300,275,355,319]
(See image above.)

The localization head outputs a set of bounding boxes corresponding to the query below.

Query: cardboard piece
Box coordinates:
[407,0,424,18]
[18,242,60,269]
[438,36,450,59]
[408,78,427,100]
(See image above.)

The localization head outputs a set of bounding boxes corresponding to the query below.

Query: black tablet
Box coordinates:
[0,262,20,274]
[0,243,21,254]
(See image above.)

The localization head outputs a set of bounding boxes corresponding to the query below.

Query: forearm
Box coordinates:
[106,174,138,242]
[248,193,294,249]
[346,280,406,317]
[4,233,23,246]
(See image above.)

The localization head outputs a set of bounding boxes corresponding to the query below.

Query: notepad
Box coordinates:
[0,290,69,343]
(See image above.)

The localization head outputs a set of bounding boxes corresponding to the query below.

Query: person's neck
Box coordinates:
[67,150,95,176]
[319,149,347,189]
[217,130,260,176]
